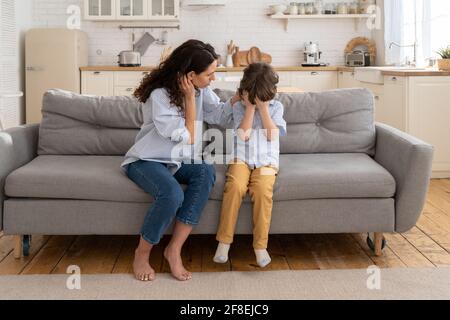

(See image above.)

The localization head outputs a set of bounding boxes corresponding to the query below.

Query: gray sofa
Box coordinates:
[0,88,434,258]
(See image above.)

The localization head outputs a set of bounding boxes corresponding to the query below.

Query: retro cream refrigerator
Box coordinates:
[25,28,88,124]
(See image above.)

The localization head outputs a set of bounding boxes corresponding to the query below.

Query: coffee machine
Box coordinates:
[303,41,323,66]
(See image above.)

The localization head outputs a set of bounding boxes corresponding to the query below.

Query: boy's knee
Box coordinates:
[225,179,248,197]
[249,183,273,199]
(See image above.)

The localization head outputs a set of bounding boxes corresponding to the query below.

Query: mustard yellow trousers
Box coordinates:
[216,161,278,250]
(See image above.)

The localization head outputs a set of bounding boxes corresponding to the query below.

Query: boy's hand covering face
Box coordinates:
[255,97,270,109]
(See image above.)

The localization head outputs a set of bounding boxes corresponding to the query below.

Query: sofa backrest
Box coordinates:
[212,88,376,156]
[38,89,142,155]
[38,88,375,156]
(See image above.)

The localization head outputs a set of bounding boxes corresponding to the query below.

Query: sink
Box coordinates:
[354,66,427,84]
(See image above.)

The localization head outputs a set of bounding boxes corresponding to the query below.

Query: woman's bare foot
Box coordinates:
[133,248,155,282]
[164,246,192,281]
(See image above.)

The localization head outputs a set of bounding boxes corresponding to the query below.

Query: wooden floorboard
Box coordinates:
[1,179,450,275]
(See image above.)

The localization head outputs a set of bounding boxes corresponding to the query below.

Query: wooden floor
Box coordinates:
[1,179,450,275]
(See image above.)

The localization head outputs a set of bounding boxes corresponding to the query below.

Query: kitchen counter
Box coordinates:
[350,66,450,77]
[80,66,343,72]
[380,69,450,77]
[80,66,450,76]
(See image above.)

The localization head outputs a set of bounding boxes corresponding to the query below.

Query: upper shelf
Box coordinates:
[269,13,376,31]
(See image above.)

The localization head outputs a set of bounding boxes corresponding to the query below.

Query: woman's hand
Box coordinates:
[231,90,241,106]
[241,91,256,111]
[180,75,195,100]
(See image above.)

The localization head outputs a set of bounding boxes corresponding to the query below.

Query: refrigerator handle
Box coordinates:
[26,66,44,71]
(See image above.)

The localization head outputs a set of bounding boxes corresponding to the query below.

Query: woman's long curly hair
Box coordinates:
[133,39,219,112]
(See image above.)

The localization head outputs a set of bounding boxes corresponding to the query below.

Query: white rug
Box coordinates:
[1,268,450,300]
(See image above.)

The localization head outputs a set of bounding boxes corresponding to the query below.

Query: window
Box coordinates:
[384,0,450,66]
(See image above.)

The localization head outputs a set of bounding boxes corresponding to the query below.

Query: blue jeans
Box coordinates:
[126,160,216,245]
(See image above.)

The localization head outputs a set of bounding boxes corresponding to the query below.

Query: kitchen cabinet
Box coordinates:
[382,76,407,131]
[338,71,361,88]
[290,71,337,92]
[113,71,149,95]
[84,0,179,20]
[81,70,148,96]
[84,0,116,20]
[81,71,114,96]
[117,0,147,20]
[149,0,180,20]
[408,76,450,177]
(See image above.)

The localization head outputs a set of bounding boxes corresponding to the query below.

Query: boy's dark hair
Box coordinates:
[238,62,279,105]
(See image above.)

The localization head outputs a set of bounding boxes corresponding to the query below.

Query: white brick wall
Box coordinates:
[32,0,375,66]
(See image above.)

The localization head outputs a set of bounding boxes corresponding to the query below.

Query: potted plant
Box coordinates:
[437,46,450,71]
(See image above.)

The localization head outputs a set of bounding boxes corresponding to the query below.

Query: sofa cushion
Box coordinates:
[5,156,152,203]
[5,154,395,203]
[210,88,376,156]
[209,153,396,201]
[38,89,142,156]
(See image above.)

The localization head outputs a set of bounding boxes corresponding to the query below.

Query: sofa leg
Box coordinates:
[374,233,384,257]
[13,235,23,259]
[366,232,386,256]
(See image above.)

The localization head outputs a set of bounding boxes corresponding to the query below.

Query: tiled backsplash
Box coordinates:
[32,0,374,66]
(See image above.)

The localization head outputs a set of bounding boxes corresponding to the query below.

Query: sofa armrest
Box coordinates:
[374,123,434,233]
[0,124,40,231]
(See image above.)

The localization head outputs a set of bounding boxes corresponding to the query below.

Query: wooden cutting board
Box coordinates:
[232,47,272,67]
[247,47,262,64]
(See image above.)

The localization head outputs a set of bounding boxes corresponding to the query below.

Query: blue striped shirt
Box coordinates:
[231,100,287,169]
[121,86,233,174]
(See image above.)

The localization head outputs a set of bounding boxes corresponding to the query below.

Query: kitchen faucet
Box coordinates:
[389,41,418,67]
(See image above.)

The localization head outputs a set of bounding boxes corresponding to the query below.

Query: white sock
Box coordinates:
[255,249,271,268]
[213,242,230,264]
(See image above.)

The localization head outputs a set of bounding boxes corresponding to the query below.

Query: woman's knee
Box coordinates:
[193,163,216,186]
[157,183,184,208]
[203,164,216,185]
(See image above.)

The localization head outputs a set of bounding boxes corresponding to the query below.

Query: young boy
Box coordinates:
[213,62,287,268]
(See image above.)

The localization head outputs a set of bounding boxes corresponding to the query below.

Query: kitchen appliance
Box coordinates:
[302,41,322,66]
[25,28,88,124]
[346,50,371,67]
[134,32,156,56]
[118,50,141,67]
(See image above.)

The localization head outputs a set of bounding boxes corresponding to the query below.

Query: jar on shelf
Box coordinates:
[289,2,299,15]
[359,0,375,14]
[314,0,323,14]
[324,2,337,14]
[297,3,306,15]
[305,2,315,14]
[337,2,349,14]
[349,1,359,14]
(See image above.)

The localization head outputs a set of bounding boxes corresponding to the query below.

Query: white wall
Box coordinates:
[32,0,376,66]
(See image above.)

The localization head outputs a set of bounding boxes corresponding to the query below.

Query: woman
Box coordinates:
[121,40,240,282]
